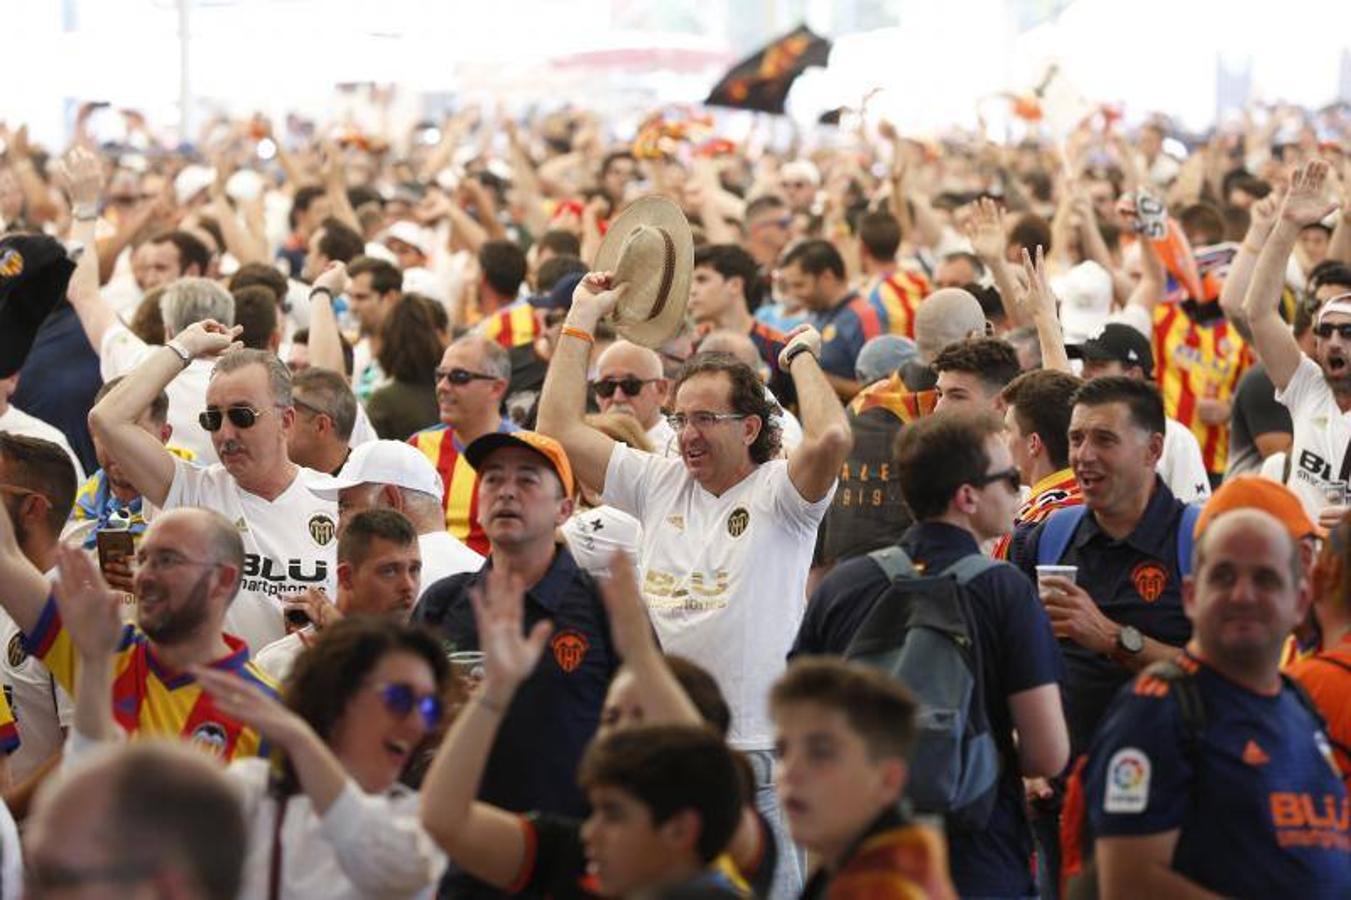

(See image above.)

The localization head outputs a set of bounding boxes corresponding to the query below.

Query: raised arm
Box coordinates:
[88,320,242,507]
[1020,246,1071,374]
[322,145,362,235]
[781,326,853,503]
[5,126,58,225]
[0,496,55,639]
[305,262,351,378]
[420,569,552,888]
[52,542,124,744]
[535,273,619,492]
[54,146,117,351]
[1217,187,1283,336]
[1243,160,1339,390]
[966,198,1030,327]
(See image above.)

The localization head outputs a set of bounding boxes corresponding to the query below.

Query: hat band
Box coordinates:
[644,229,676,324]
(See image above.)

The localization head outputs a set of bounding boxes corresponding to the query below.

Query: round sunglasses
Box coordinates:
[371,681,443,729]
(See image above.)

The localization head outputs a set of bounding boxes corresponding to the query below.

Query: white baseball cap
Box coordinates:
[309,440,444,500]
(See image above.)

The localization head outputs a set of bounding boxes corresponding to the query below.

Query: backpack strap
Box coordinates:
[941,554,1003,585]
[1176,503,1201,578]
[1036,505,1088,565]
[868,545,919,581]
[1281,672,1330,731]
[1142,659,1207,742]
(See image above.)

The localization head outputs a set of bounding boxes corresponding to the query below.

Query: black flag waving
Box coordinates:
[705,25,832,115]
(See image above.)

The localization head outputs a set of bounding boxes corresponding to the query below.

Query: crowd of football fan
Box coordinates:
[0,99,1347,899]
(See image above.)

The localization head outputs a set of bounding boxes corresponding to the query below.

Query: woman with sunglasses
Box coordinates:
[59,550,450,900]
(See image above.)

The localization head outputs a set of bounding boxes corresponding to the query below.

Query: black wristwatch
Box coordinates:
[783,342,816,369]
[1115,624,1144,657]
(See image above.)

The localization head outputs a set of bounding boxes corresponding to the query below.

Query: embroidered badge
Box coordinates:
[1103,747,1150,814]
[727,507,750,537]
[1130,561,1168,603]
[551,630,589,673]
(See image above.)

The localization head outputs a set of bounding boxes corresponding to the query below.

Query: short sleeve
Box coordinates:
[162,455,209,509]
[602,442,673,521]
[1161,422,1211,503]
[768,460,835,532]
[1235,369,1292,438]
[98,323,150,381]
[1085,683,1192,837]
[989,569,1064,693]
[1273,355,1328,415]
[511,812,587,900]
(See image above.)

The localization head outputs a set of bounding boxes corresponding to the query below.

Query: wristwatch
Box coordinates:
[1115,624,1144,658]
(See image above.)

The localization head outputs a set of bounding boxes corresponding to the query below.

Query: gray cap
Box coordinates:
[855,334,920,385]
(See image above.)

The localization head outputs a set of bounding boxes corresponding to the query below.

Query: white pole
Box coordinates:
[178,0,191,144]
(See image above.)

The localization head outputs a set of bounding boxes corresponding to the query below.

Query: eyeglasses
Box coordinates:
[25,859,157,895]
[0,483,49,504]
[134,548,220,572]
[665,411,749,431]
[753,215,793,231]
[592,376,658,398]
[371,681,444,729]
[198,404,280,432]
[1313,322,1351,340]
[971,467,1021,493]
[435,367,500,386]
[293,396,332,421]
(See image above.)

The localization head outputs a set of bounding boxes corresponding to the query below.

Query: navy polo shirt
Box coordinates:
[791,521,1064,897]
[1013,478,1192,754]
[808,291,886,381]
[413,544,616,818]
[13,301,101,475]
[1087,654,1351,897]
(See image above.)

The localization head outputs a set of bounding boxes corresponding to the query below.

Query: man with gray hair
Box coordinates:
[81,276,237,465]
[90,323,338,651]
[409,333,517,555]
[27,742,246,900]
[286,368,358,476]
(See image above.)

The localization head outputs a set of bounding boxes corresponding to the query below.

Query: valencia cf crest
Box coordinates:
[727,507,750,538]
[551,630,589,674]
[190,722,229,753]
[308,513,336,547]
[6,633,26,668]
[1131,561,1168,603]
[0,248,23,278]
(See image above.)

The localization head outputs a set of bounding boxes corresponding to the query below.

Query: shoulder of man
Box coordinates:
[411,571,481,629]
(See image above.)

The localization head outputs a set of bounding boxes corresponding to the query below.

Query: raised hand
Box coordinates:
[470,568,552,702]
[175,319,244,359]
[570,271,626,320]
[599,552,656,662]
[54,145,103,208]
[1280,159,1338,227]
[312,260,349,297]
[1248,184,1285,238]
[1020,245,1058,322]
[53,541,124,660]
[777,323,823,371]
[964,197,1007,263]
[191,665,307,747]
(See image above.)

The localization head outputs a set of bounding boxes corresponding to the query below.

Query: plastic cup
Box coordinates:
[1036,565,1078,599]
[448,651,486,687]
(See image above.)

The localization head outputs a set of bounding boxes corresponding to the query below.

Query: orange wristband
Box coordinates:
[561,325,595,345]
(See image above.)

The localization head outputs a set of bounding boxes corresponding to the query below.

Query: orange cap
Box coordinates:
[1194,476,1323,541]
[464,430,575,497]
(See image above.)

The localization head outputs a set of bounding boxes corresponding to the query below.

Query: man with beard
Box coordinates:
[1244,160,1350,526]
[0,500,275,760]
[408,335,518,555]
[89,328,338,652]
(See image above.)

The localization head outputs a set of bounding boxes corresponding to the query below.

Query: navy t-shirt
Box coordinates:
[1013,479,1193,754]
[13,302,101,475]
[1087,655,1351,898]
[792,521,1065,896]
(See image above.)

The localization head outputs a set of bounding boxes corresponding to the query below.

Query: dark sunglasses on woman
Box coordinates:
[373,682,444,729]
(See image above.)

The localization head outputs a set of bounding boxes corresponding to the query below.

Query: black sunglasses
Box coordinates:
[1314,322,1351,340]
[198,405,273,432]
[592,376,658,398]
[436,367,499,386]
[971,467,1021,493]
[373,682,444,729]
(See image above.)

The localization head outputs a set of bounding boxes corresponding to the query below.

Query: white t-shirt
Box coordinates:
[0,406,86,487]
[230,757,445,899]
[164,459,338,652]
[603,446,834,750]
[254,629,315,683]
[562,505,643,578]
[1275,355,1351,519]
[645,417,679,458]
[0,570,74,784]
[349,404,379,448]
[1161,417,1211,504]
[100,324,219,466]
[417,530,483,597]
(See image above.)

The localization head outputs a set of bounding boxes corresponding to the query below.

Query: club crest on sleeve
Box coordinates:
[1104,747,1150,814]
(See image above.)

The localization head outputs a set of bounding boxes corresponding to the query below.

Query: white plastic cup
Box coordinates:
[1036,565,1078,600]
[448,651,486,686]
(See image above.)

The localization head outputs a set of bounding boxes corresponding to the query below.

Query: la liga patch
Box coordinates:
[1104,747,1151,814]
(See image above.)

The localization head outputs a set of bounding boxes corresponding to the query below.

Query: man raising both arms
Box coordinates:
[538,271,853,899]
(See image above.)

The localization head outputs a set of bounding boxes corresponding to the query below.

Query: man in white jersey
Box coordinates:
[0,434,75,792]
[538,271,852,900]
[89,323,337,651]
[1243,159,1350,525]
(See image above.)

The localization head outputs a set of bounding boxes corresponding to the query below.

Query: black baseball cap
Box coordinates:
[1066,323,1153,377]
[0,234,77,378]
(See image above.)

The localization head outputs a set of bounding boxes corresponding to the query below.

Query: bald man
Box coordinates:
[593,340,675,456]
[914,287,990,366]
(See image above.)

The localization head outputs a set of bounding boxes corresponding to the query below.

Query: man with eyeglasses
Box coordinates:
[0,500,276,761]
[791,409,1068,900]
[89,327,338,653]
[592,341,675,456]
[285,368,357,476]
[408,334,518,556]
[539,272,853,900]
[1243,160,1351,526]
